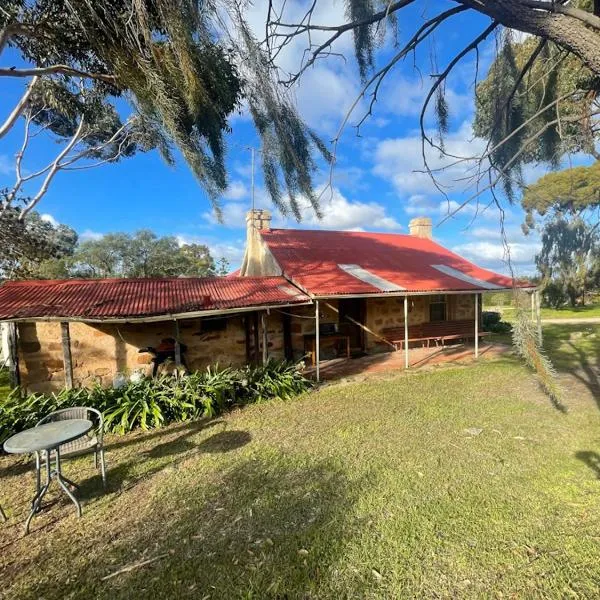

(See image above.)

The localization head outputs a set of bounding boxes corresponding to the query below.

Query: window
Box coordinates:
[200,317,227,333]
[429,295,447,322]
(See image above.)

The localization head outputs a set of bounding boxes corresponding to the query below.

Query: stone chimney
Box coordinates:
[239,209,281,277]
[246,208,272,233]
[409,217,433,240]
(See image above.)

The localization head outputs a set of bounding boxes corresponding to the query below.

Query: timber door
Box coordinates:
[338,298,366,354]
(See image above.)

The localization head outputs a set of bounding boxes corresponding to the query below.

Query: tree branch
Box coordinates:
[0,65,117,85]
[0,75,38,140]
[20,117,86,219]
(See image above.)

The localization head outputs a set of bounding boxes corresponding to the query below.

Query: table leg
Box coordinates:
[54,447,82,518]
[25,451,51,535]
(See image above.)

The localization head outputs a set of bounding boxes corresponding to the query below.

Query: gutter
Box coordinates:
[312,287,538,300]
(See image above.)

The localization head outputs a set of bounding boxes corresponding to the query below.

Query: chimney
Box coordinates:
[246,208,272,233]
[239,208,281,277]
[409,217,432,240]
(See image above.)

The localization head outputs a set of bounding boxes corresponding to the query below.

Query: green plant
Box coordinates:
[0,360,312,440]
[482,311,512,333]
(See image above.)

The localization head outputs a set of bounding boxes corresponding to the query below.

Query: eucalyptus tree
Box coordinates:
[536,216,599,306]
[0,0,328,220]
[0,196,78,279]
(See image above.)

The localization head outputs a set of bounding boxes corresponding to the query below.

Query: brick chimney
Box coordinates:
[246,208,272,233]
[409,217,432,240]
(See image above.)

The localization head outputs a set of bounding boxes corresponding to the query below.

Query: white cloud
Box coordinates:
[373,121,487,199]
[203,202,248,229]
[453,240,540,266]
[79,229,104,241]
[402,194,439,216]
[382,76,471,120]
[203,184,401,233]
[300,188,402,231]
[40,213,58,227]
[223,180,248,201]
[289,65,361,133]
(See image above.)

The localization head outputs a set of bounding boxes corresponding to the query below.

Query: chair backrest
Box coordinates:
[37,407,103,455]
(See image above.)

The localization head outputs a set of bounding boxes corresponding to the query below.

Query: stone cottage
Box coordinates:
[0,211,537,392]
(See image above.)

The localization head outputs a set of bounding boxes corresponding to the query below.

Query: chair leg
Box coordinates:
[94,450,98,469]
[99,448,107,489]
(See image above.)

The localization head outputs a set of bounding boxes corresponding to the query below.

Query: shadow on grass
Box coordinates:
[77,421,249,499]
[542,324,600,405]
[575,451,600,479]
[11,456,366,600]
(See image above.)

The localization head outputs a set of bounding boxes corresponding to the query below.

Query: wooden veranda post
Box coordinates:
[61,321,73,389]
[261,311,268,365]
[315,300,320,382]
[403,295,409,369]
[174,320,182,367]
[7,322,20,388]
[474,293,479,359]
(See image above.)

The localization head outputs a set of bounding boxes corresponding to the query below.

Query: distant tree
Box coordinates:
[521,162,600,231]
[71,234,130,278]
[536,216,599,307]
[0,0,328,220]
[215,257,231,276]
[178,244,216,277]
[70,230,216,278]
[0,195,78,278]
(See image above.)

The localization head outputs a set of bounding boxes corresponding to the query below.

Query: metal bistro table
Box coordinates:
[3,419,93,534]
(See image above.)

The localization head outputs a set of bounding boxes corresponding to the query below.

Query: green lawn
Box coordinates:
[540,304,600,320]
[491,303,600,322]
[489,322,600,373]
[2,352,600,598]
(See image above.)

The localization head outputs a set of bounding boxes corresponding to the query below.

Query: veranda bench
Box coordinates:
[383,320,491,350]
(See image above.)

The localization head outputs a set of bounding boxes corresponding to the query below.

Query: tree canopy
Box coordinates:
[522,162,600,229]
[536,215,599,306]
[69,231,219,279]
[0,0,328,219]
[0,198,78,279]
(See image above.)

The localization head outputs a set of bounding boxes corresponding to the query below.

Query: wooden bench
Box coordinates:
[383,320,491,350]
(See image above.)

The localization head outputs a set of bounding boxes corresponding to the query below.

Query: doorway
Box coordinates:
[338,298,366,354]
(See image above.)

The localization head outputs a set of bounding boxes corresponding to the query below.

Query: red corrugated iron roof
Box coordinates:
[260,229,530,295]
[0,276,310,321]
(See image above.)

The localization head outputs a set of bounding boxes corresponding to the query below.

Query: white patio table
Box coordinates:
[3,419,93,534]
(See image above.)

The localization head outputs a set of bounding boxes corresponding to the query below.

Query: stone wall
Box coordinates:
[16,294,480,392]
[18,314,255,393]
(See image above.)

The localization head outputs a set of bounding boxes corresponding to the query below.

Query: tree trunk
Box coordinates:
[464,0,600,77]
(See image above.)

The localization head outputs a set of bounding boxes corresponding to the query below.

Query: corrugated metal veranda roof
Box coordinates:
[0,276,310,321]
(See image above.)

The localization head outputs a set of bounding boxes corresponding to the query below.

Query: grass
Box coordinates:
[2,346,600,598]
[489,322,600,372]
[489,303,600,322]
[539,304,600,320]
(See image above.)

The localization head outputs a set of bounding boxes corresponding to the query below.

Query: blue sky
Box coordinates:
[0,1,583,276]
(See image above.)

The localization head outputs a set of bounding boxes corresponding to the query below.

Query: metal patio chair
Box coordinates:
[36,407,106,489]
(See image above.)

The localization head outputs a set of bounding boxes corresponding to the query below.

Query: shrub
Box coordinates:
[482,311,512,333]
[0,360,312,440]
